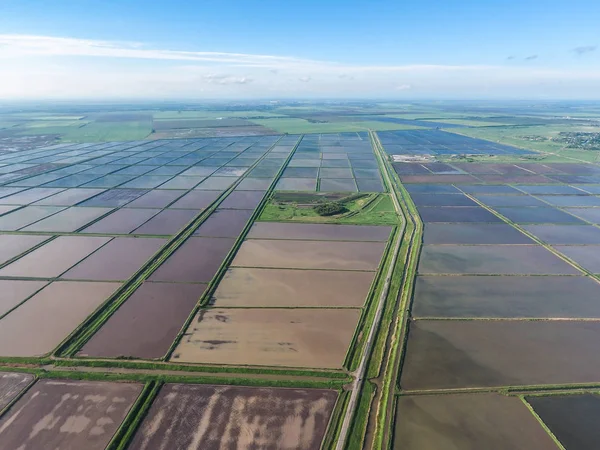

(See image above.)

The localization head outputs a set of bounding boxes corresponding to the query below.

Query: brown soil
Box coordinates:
[172,308,361,368]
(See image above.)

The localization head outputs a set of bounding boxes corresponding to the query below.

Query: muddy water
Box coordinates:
[129,384,337,450]
[133,209,198,235]
[170,190,221,209]
[248,222,392,242]
[0,234,50,265]
[79,282,206,359]
[149,237,235,282]
[418,245,580,275]
[0,379,141,449]
[232,240,386,271]
[393,394,556,450]
[213,268,375,307]
[0,372,34,410]
[62,237,166,281]
[423,223,532,244]
[172,308,360,368]
[401,320,600,389]
[0,236,111,278]
[193,209,253,238]
[418,206,502,223]
[527,394,600,450]
[22,207,113,232]
[0,280,48,316]
[0,281,121,356]
[413,275,600,318]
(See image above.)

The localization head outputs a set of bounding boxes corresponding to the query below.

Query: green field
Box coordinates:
[259,193,399,225]
[250,117,423,133]
[450,124,600,162]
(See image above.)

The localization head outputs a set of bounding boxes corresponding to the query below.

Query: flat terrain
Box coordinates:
[0,372,34,410]
[2,102,600,450]
[212,267,374,307]
[129,383,338,450]
[171,308,361,368]
[0,379,142,449]
[394,394,556,449]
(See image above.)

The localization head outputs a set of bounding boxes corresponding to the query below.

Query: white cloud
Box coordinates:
[1,34,600,99]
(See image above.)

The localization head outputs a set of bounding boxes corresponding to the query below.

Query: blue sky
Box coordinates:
[1,0,599,99]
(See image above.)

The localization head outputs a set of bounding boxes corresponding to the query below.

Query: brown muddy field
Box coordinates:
[62,237,166,281]
[418,245,580,275]
[0,372,34,410]
[0,281,121,356]
[0,234,49,265]
[413,275,600,318]
[0,236,111,278]
[79,282,206,359]
[132,209,198,235]
[232,240,386,271]
[248,222,392,241]
[525,224,600,244]
[219,190,265,209]
[527,394,600,449]
[417,206,503,223]
[401,320,600,390]
[213,268,374,307]
[554,245,600,273]
[193,209,253,238]
[0,379,141,449]
[423,223,533,244]
[149,237,235,282]
[81,208,160,234]
[170,190,222,209]
[129,383,337,450]
[393,393,555,450]
[172,308,360,368]
[0,280,48,317]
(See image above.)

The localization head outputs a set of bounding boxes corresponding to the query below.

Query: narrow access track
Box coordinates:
[334,131,405,450]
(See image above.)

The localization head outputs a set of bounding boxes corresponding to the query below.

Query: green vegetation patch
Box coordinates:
[250,118,423,134]
[259,193,399,226]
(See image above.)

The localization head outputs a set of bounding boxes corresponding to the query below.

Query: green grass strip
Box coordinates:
[106,381,160,450]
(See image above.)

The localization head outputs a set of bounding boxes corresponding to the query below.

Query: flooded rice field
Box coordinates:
[172,308,360,368]
[0,281,120,356]
[401,320,600,389]
[129,384,337,450]
[248,222,392,241]
[0,379,141,449]
[79,282,206,359]
[213,268,374,307]
[413,275,600,318]
[393,393,555,450]
[0,372,34,410]
[418,245,580,275]
[232,239,386,271]
[526,394,600,449]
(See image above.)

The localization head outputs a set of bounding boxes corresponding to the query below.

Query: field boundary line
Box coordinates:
[334,131,405,450]
[162,135,299,361]
[520,396,566,450]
